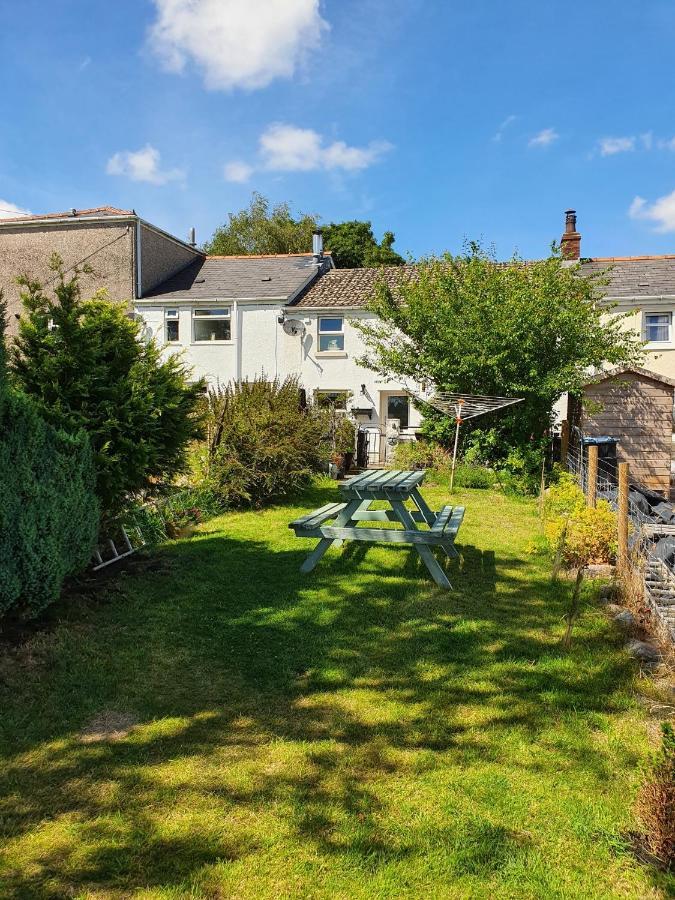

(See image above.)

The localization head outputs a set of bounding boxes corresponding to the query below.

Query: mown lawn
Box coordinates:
[0,478,672,899]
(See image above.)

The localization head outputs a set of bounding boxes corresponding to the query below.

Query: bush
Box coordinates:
[392,439,451,471]
[453,463,497,489]
[10,256,204,517]
[0,389,99,619]
[202,377,330,507]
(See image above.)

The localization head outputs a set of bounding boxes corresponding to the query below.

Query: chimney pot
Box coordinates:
[561,209,581,260]
[188,226,196,247]
[312,228,324,260]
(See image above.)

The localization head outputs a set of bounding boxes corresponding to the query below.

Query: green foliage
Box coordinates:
[357,244,644,448]
[544,473,586,520]
[10,256,204,517]
[322,221,405,268]
[561,502,617,568]
[203,192,318,256]
[0,289,98,619]
[0,388,99,620]
[202,377,330,507]
[201,194,405,269]
[391,440,497,489]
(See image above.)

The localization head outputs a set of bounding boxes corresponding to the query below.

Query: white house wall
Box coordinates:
[137,301,422,433]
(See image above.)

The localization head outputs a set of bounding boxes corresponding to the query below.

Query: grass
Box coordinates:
[0,478,672,899]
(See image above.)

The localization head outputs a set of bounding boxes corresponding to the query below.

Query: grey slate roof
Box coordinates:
[144,254,325,301]
[579,256,675,298]
[291,265,417,308]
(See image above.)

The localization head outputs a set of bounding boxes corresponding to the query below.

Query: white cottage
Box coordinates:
[135,233,422,465]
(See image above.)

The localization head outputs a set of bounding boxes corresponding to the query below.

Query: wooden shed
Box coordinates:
[568,366,675,497]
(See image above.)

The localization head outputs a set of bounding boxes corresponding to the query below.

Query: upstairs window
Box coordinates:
[165,309,180,343]
[193,307,231,342]
[645,312,671,343]
[318,316,344,352]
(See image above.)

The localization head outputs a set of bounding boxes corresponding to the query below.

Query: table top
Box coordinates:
[340,469,426,496]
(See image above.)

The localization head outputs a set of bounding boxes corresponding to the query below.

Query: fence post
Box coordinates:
[560,419,570,470]
[587,444,598,508]
[618,462,629,569]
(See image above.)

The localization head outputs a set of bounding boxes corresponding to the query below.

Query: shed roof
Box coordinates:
[583,365,675,390]
[144,254,328,301]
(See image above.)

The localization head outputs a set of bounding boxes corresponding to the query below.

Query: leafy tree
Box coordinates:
[10,255,204,516]
[355,244,644,452]
[322,221,405,268]
[203,192,318,255]
[202,193,406,268]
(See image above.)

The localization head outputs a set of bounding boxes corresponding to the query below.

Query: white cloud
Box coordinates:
[0,199,31,219]
[223,160,254,183]
[598,136,635,156]
[641,131,653,150]
[147,0,328,91]
[492,114,516,143]
[528,128,559,148]
[657,136,675,151]
[106,145,184,185]
[629,191,675,232]
[258,123,392,172]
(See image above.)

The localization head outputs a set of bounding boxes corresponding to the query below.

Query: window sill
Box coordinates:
[645,342,674,349]
[316,351,348,358]
[190,341,234,346]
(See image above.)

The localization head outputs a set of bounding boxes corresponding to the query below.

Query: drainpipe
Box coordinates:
[234,299,241,385]
[135,220,143,298]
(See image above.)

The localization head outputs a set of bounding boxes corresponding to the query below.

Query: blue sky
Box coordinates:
[2,0,675,260]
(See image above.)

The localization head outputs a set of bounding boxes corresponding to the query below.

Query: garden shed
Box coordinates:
[568,366,675,497]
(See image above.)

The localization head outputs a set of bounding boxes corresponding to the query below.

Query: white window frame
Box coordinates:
[165,308,180,344]
[192,306,232,344]
[644,311,672,345]
[317,316,346,354]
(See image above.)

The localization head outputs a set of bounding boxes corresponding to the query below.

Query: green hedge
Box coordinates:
[0,390,99,620]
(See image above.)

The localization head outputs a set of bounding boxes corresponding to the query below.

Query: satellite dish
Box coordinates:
[283,318,306,337]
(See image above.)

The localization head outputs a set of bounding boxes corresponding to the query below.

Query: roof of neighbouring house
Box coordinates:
[0,206,135,225]
[579,255,675,298]
[144,254,330,301]
[290,265,418,308]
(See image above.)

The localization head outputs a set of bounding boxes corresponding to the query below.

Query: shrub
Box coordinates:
[392,439,451,471]
[453,463,497,489]
[561,501,617,568]
[10,256,204,517]
[202,377,330,507]
[0,389,99,619]
[544,473,586,520]
[635,723,674,869]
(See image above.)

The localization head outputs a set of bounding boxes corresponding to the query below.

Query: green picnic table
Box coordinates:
[289,469,464,589]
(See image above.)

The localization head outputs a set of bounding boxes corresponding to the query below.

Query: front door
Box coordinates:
[380,393,410,462]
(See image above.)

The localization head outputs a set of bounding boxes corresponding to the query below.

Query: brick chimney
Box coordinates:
[561,209,581,260]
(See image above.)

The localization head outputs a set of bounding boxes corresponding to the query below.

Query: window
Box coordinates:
[387,395,410,429]
[317,390,348,411]
[165,309,180,343]
[193,307,231,342]
[645,312,671,343]
[318,316,344,352]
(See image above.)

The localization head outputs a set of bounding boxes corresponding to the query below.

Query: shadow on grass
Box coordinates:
[0,482,650,897]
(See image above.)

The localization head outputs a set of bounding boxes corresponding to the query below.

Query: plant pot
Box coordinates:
[343,451,355,473]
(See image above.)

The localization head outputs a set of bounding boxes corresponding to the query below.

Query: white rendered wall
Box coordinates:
[137,301,422,432]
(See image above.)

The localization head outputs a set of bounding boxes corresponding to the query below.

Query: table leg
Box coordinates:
[299,498,364,572]
[410,488,436,526]
[389,498,452,590]
[411,488,456,559]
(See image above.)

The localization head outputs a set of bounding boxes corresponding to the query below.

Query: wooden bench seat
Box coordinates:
[289,502,346,531]
[431,505,465,539]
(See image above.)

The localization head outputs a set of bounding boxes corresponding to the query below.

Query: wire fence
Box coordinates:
[566,448,675,643]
